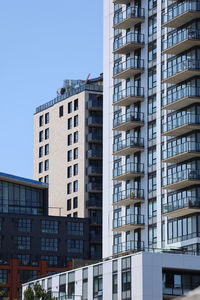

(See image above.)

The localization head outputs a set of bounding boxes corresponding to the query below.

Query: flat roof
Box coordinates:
[0,172,48,189]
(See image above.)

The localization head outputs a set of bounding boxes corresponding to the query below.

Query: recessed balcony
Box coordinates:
[162,169,200,190]
[113,240,144,255]
[87,133,102,143]
[162,114,200,137]
[113,7,145,30]
[87,99,103,111]
[113,111,144,131]
[87,182,102,193]
[162,141,200,164]
[113,32,145,55]
[162,29,200,56]
[113,214,144,232]
[87,166,102,176]
[113,86,144,106]
[162,86,200,111]
[163,2,200,28]
[113,58,144,80]
[113,137,144,156]
[162,60,200,85]
[162,197,200,218]
[87,116,102,127]
[86,199,102,210]
[113,162,144,181]
[113,188,144,206]
[87,149,102,160]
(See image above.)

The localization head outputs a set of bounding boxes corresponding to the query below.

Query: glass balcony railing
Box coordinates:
[163,29,200,53]
[113,137,144,153]
[113,32,145,52]
[87,182,102,192]
[87,133,102,142]
[87,99,103,110]
[89,216,102,225]
[114,6,145,27]
[113,240,144,254]
[162,169,200,187]
[162,113,200,133]
[113,86,144,105]
[162,141,200,160]
[113,162,144,179]
[162,86,200,108]
[86,199,102,208]
[162,197,200,214]
[87,166,102,175]
[113,111,144,129]
[113,188,144,204]
[113,214,144,229]
[113,58,144,77]
[87,149,102,159]
[163,1,200,25]
[163,60,200,82]
[88,116,103,126]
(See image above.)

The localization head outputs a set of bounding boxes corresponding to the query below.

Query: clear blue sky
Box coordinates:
[0,0,103,179]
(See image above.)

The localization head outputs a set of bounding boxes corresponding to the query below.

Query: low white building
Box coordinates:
[22,251,200,300]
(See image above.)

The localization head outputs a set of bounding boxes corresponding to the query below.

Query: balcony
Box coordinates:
[162,29,200,56]
[89,216,102,226]
[113,214,144,232]
[113,0,130,4]
[162,169,200,190]
[86,199,102,210]
[113,32,145,55]
[87,183,102,193]
[113,137,144,156]
[113,111,144,131]
[162,141,200,164]
[113,162,144,181]
[87,166,102,176]
[162,86,200,111]
[113,240,144,255]
[87,149,102,160]
[88,116,102,127]
[113,58,144,80]
[113,86,144,106]
[163,1,200,28]
[113,7,145,30]
[162,114,200,137]
[87,133,102,143]
[162,197,200,218]
[162,60,200,85]
[88,99,103,111]
[113,188,144,207]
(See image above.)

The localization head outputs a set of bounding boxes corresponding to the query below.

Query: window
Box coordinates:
[73,180,78,192]
[148,96,156,115]
[39,162,43,173]
[67,222,83,236]
[41,238,58,251]
[59,105,64,117]
[74,115,78,127]
[68,102,72,113]
[39,146,43,158]
[121,257,131,299]
[148,67,156,89]
[67,199,71,211]
[39,115,44,127]
[44,175,49,183]
[74,148,78,159]
[82,269,88,300]
[74,99,78,111]
[74,131,78,143]
[44,160,49,171]
[73,197,78,209]
[41,255,58,267]
[67,150,72,162]
[45,112,49,124]
[68,118,72,129]
[67,183,72,194]
[39,131,43,142]
[41,220,58,234]
[148,121,156,140]
[148,15,157,36]
[45,128,49,140]
[68,272,75,297]
[67,239,84,253]
[17,254,30,266]
[18,219,31,232]
[15,236,30,250]
[45,144,49,155]
[149,225,157,246]
[67,166,72,178]
[73,212,77,218]
[73,164,78,176]
[68,134,72,145]
[93,265,103,299]
[20,270,37,283]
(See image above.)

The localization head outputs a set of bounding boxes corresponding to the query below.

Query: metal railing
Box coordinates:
[162,113,200,133]
[114,6,145,26]
[163,29,200,51]
[162,141,200,160]
[162,197,200,214]
[113,240,144,254]
[113,86,144,104]
[113,188,144,204]
[113,111,144,128]
[162,169,200,186]
[113,162,144,178]
[113,58,144,76]
[162,86,200,107]
[113,214,144,229]
[163,59,200,80]
[113,32,144,51]
[113,137,144,153]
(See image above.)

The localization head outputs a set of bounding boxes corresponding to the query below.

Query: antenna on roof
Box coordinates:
[85,74,91,84]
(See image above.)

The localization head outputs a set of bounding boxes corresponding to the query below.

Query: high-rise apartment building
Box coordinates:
[103,0,200,258]
[33,75,103,258]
